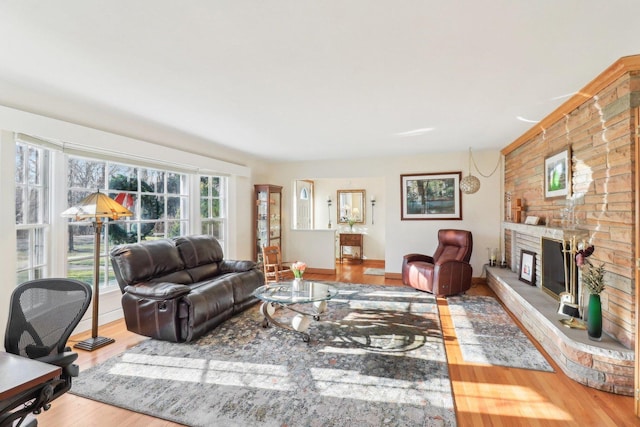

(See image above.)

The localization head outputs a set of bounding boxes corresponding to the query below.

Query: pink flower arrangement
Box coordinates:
[290,261,307,278]
[575,244,594,267]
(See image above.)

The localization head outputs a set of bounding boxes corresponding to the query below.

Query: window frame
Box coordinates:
[199,175,228,250]
[15,141,51,282]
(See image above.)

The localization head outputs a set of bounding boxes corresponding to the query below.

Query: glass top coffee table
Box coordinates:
[252,280,338,342]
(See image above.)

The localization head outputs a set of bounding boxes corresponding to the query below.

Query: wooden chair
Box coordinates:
[261,245,293,284]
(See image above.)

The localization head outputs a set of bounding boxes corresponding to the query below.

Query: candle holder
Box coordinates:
[371,196,376,225]
[487,247,498,267]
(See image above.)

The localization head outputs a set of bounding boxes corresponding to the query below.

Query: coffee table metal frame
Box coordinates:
[252,280,338,342]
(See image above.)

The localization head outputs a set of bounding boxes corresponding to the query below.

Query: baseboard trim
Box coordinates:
[472,276,487,286]
[307,267,336,275]
[383,273,485,282]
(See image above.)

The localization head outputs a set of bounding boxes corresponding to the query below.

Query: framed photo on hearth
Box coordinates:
[544,148,571,199]
[400,172,462,220]
[519,249,536,285]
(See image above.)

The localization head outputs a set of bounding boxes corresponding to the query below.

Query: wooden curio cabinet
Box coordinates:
[254,184,282,262]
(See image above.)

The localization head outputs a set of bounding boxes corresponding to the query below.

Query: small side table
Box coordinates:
[339,233,363,263]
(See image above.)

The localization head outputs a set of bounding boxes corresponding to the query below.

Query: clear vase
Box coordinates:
[587,294,602,341]
[292,277,303,291]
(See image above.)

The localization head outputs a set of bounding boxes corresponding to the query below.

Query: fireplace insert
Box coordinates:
[541,237,571,300]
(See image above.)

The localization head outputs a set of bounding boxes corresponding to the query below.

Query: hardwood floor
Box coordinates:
[38,262,637,426]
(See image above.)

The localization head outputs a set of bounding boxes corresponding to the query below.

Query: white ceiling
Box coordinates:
[1,1,639,162]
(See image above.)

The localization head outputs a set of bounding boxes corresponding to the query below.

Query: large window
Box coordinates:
[13,138,230,291]
[15,142,50,283]
[200,175,227,247]
[66,157,189,289]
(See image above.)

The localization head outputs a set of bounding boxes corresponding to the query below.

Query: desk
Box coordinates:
[339,233,363,264]
[0,352,61,426]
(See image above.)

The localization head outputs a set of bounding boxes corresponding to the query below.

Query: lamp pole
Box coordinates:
[74,217,115,351]
[62,189,132,351]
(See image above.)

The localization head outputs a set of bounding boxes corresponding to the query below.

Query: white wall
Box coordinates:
[288,230,336,270]
[265,149,502,275]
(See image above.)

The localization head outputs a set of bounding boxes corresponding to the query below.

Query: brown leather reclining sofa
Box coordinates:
[110,234,264,342]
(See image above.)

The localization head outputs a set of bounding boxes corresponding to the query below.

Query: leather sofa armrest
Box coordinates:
[403,253,435,264]
[124,282,191,299]
[219,259,257,273]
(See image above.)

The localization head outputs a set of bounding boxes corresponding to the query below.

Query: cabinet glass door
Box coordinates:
[254,185,283,262]
[269,192,281,240]
[256,189,269,256]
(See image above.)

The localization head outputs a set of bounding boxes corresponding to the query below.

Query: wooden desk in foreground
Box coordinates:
[0,352,61,401]
[0,351,62,426]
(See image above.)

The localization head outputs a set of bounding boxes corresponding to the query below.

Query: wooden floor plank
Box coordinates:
[36,262,637,426]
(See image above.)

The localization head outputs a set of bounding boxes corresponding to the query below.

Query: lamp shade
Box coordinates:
[460,175,481,194]
[61,190,133,221]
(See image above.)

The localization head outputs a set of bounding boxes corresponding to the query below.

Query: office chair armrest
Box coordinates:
[125,282,191,299]
[37,351,78,369]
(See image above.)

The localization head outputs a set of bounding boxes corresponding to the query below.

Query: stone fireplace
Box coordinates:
[504,222,587,304]
[495,221,633,395]
[496,54,639,397]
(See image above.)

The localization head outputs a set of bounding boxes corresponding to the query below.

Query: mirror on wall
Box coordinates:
[337,189,365,224]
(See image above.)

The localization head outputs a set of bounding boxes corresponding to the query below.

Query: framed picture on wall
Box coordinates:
[544,149,571,199]
[400,172,462,220]
[519,249,536,285]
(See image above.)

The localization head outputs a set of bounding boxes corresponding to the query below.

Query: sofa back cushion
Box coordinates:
[111,239,187,289]
[174,235,224,268]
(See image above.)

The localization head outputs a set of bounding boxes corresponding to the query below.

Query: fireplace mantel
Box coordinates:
[502,222,589,280]
[503,221,589,241]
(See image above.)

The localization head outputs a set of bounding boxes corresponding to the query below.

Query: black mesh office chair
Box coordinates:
[1,279,91,427]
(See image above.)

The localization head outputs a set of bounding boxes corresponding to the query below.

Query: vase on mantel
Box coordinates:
[587,293,602,341]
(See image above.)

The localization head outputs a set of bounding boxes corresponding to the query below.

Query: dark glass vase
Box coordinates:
[587,293,602,341]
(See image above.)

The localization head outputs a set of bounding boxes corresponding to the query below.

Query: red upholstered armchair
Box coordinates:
[402,229,473,297]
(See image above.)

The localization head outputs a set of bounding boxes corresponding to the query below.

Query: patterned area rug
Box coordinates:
[71,283,456,427]
[447,295,554,372]
[363,268,385,276]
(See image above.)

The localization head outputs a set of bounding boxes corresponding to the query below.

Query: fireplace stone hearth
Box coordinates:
[486,266,633,395]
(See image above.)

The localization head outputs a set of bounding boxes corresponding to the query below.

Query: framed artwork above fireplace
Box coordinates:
[544,148,571,199]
